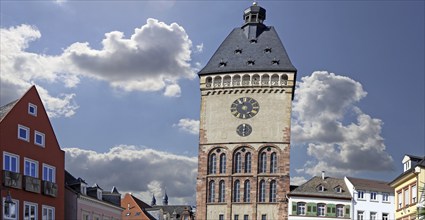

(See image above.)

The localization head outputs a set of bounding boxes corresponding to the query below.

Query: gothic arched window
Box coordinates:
[269,180,277,202]
[219,180,225,203]
[259,180,266,202]
[220,153,226,174]
[245,152,251,173]
[259,152,267,173]
[270,152,277,173]
[233,180,240,202]
[234,152,242,173]
[209,153,217,174]
[208,181,215,203]
[244,180,251,202]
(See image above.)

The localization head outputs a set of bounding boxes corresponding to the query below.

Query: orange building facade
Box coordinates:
[0,86,65,220]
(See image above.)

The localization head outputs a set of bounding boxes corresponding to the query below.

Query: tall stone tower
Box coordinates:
[196,2,297,220]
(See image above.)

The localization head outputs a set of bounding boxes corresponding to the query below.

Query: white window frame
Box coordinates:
[42,164,56,183]
[24,158,38,178]
[18,125,30,142]
[336,205,344,217]
[370,212,377,220]
[357,211,364,220]
[382,213,389,220]
[358,191,365,200]
[397,191,402,208]
[317,203,325,216]
[3,198,19,220]
[370,191,377,201]
[28,103,37,116]
[34,131,45,147]
[412,184,417,203]
[3,152,20,173]
[42,205,55,220]
[297,202,306,215]
[23,202,38,220]
[404,188,410,206]
[382,193,389,202]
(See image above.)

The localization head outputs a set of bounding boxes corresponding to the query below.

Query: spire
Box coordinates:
[151,194,157,206]
[162,189,168,205]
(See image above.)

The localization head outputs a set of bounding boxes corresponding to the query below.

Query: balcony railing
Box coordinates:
[42,180,58,197]
[2,170,22,189]
[23,175,41,193]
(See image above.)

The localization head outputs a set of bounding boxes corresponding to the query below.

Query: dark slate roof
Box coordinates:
[346,177,393,193]
[289,176,351,199]
[149,205,192,217]
[390,155,425,185]
[131,194,152,210]
[0,99,18,122]
[198,26,296,75]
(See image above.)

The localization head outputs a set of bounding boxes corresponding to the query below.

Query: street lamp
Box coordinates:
[1,189,15,220]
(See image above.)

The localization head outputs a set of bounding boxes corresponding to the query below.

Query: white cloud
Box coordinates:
[64,18,195,95]
[292,71,393,177]
[0,25,78,118]
[64,145,197,205]
[290,176,307,186]
[1,19,196,116]
[174,118,199,135]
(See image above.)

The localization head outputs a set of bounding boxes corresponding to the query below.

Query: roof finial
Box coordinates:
[253,1,257,6]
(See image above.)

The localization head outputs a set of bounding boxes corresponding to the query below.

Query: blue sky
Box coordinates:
[1,1,424,205]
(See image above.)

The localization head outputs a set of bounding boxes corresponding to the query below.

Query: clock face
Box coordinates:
[236,123,252,137]
[230,97,260,119]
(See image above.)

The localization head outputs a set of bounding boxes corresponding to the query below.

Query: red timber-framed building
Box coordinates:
[0,86,64,220]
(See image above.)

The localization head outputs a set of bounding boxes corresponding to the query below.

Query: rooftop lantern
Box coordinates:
[243,2,266,24]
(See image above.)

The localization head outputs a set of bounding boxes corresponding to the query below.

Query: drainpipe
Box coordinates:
[352,187,355,220]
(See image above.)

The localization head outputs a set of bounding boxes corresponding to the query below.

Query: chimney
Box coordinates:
[321,171,325,180]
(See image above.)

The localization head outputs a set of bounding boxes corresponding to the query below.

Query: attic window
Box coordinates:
[234,48,242,54]
[335,187,342,193]
[219,60,227,67]
[271,59,280,65]
[264,47,272,53]
[250,38,257,44]
[317,185,325,192]
[247,59,255,66]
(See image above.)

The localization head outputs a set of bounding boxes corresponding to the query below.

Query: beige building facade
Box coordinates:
[196,3,297,220]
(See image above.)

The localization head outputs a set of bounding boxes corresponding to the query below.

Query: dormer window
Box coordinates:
[317,185,325,192]
[271,59,280,65]
[219,60,227,67]
[81,184,87,195]
[247,60,255,66]
[249,38,257,44]
[335,186,342,193]
[264,47,272,53]
[234,48,242,54]
[97,189,102,200]
[404,161,411,172]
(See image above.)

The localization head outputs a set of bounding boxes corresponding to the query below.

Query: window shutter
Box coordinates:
[306,203,315,216]
[312,203,317,213]
[327,204,336,217]
[292,202,297,213]
[344,205,350,218]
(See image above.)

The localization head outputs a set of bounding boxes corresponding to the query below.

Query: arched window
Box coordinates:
[261,74,269,85]
[244,180,250,202]
[259,152,267,173]
[233,75,241,86]
[208,181,215,203]
[259,180,266,202]
[245,153,251,173]
[220,153,226,174]
[317,203,326,216]
[234,152,242,173]
[271,74,279,85]
[252,74,260,85]
[269,180,277,202]
[223,75,231,87]
[336,204,344,217]
[209,153,216,174]
[297,202,306,215]
[242,74,250,86]
[270,152,277,173]
[219,181,225,203]
[281,74,288,86]
[206,77,212,88]
[233,180,240,202]
[213,76,222,88]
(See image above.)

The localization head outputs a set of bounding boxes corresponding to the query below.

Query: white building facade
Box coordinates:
[344,177,394,220]
[288,175,351,220]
